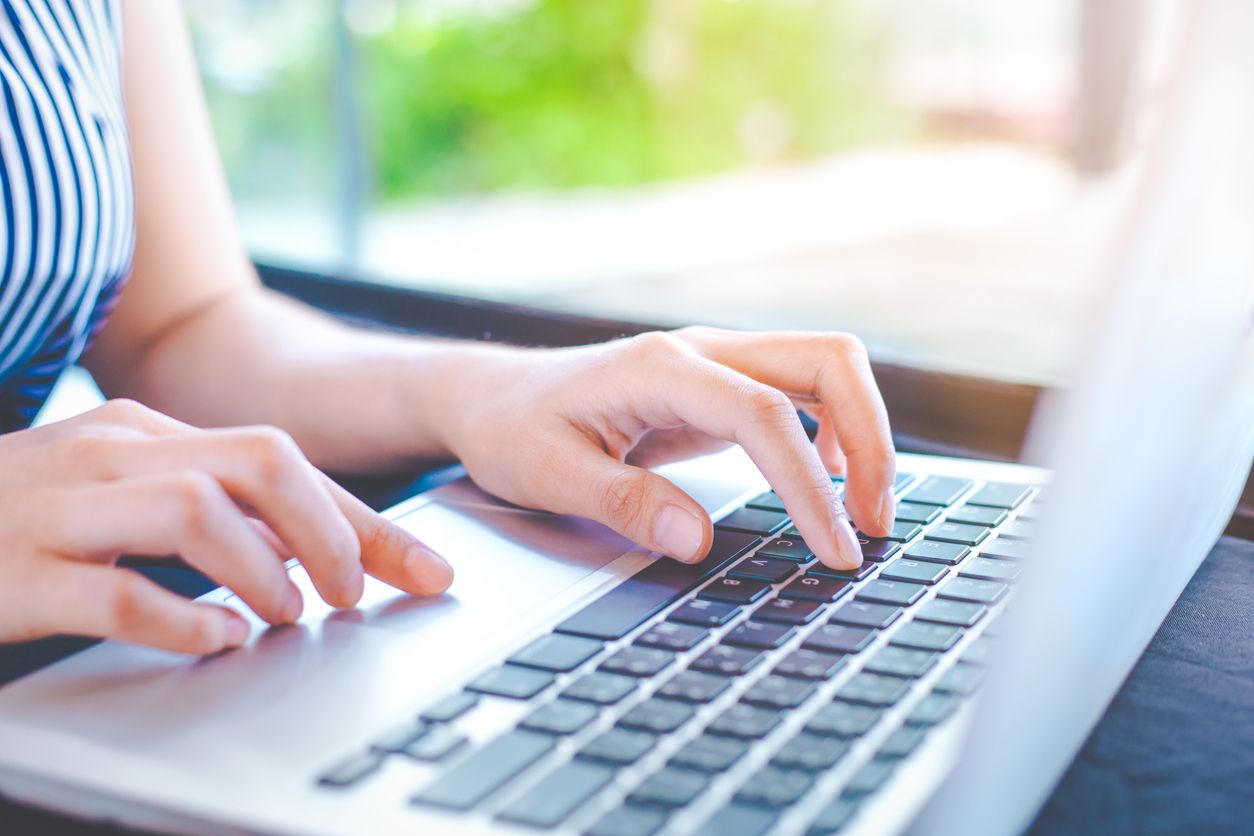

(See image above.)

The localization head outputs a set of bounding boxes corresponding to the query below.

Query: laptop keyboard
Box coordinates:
[316,471,1039,834]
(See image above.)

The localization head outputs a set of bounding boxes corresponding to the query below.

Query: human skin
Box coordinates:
[0,1,895,655]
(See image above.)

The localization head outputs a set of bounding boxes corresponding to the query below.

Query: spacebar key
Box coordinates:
[554,529,760,640]
[412,731,554,810]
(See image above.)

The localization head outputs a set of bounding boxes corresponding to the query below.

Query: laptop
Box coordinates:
[0,3,1250,834]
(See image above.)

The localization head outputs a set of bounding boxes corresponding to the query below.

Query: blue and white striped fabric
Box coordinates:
[0,0,133,432]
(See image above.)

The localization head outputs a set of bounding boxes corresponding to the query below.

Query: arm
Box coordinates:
[92,0,897,575]
[88,0,453,474]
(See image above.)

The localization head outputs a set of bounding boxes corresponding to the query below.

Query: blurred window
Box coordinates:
[187,0,1182,384]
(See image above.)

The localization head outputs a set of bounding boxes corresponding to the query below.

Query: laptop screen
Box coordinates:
[919,2,1254,832]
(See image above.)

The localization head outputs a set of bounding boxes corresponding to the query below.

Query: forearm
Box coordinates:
[107,286,504,474]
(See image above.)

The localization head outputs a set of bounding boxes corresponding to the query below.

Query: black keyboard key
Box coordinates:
[629,767,709,808]
[863,646,938,678]
[945,505,1008,527]
[772,732,851,771]
[894,502,942,524]
[857,536,901,562]
[780,574,851,603]
[803,623,877,655]
[508,633,603,672]
[830,600,902,630]
[741,675,816,709]
[734,765,814,808]
[420,691,478,723]
[903,476,971,507]
[700,576,771,605]
[758,536,814,562]
[981,537,1031,561]
[555,529,759,639]
[601,646,675,678]
[619,698,696,734]
[806,702,882,737]
[580,728,657,766]
[707,703,782,739]
[836,672,912,706]
[755,596,825,625]
[938,577,1008,606]
[668,599,740,628]
[906,692,960,726]
[808,799,858,834]
[925,522,990,547]
[746,491,787,512]
[1000,520,1035,540]
[694,803,777,836]
[729,555,798,584]
[690,645,764,677]
[371,722,429,753]
[466,665,554,700]
[716,507,789,535]
[521,699,600,735]
[657,670,730,703]
[895,472,918,491]
[636,622,709,652]
[857,579,926,607]
[935,663,986,696]
[318,752,382,788]
[724,620,796,650]
[857,520,922,543]
[842,760,895,796]
[497,760,614,827]
[880,559,949,586]
[412,730,555,810]
[961,556,1021,583]
[587,806,668,836]
[563,671,639,705]
[915,599,987,628]
[774,649,847,680]
[890,621,963,653]
[877,725,927,759]
[670,734,750,772]
[967,482,1032,509]
[904,541,970,565]
[402,726,468,762]
[810,560,878,582]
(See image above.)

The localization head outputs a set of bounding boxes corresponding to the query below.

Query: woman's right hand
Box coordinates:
[0,399,453,656]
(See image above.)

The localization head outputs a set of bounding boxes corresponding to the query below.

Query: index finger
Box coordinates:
[677,328,896,537]
[319,474,455,597]
[613,338,863,568]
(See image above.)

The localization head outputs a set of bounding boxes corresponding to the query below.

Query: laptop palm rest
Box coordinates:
[0,451,762,777]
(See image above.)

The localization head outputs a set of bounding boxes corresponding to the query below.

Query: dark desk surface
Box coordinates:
[1,530,1250,835]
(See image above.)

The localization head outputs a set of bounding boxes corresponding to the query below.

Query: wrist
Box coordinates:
[400,339,526,460]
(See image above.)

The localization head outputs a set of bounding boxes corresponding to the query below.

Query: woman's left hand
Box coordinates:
[435,327,895,571]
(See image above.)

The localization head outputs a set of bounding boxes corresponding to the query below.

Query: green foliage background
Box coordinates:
[199,0,907,205]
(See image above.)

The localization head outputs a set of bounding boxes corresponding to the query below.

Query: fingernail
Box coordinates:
[223,611,250,647]
[407,548,455,593]
[339,565,366,608]
[654,505,705,563]
[281,584,304,623]
[878,491,897,534]
[833,517,864,569]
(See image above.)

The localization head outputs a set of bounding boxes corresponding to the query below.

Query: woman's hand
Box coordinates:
[438,327,895,570]
[0,400,452,655]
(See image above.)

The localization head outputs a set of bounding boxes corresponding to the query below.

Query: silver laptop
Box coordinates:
[0,3,1250,835]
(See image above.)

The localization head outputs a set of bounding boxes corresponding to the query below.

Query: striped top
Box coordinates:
[0,0,133,432]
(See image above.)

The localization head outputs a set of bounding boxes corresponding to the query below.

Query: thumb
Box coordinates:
[559,447,714,564]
